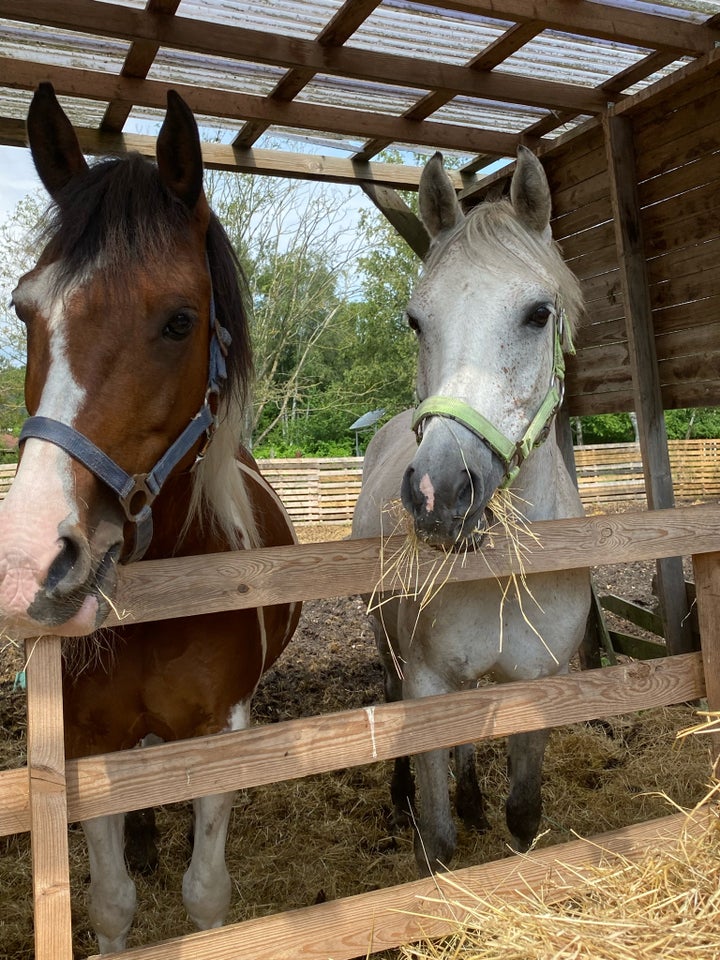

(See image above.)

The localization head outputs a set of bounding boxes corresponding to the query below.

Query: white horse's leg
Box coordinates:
[413,745,455,874]
[83,813,137,954]
[182,790,236,929]
[505,728,551,851]
[454,743,489,833]
[372,614,415,825]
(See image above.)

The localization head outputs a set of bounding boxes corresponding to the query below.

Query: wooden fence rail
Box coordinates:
[4,502,720,959]
[2,439,719,520]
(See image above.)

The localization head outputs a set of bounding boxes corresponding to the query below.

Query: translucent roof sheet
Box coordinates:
[0,0,717,184]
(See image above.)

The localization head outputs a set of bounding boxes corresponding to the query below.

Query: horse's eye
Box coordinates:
[162,311,195,341]
[407,312,421,334]
[526,304,552,328]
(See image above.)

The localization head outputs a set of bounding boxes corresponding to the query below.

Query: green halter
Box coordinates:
[411,303,574,489]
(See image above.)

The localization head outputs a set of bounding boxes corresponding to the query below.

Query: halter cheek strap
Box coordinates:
[18,256,231,564]
[411,302,574,488]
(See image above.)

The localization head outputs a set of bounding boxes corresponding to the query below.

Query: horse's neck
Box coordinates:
[142,473,232,560]
[512,435,583,523]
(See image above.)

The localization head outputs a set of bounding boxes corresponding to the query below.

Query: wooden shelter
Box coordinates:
[0,2,720,958]
[1,0,718,648]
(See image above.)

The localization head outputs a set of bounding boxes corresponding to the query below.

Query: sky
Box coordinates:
[0,144,42,218]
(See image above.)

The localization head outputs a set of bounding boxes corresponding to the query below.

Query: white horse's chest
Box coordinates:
[399,566,590,687]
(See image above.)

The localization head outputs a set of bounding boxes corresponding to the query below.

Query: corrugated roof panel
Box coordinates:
[350,4,510,65]
[495,32,653,86]
[296,75,428,114]
[431,98,547,135]
[0,21,129,73]
[147,48,285,97]
[176,0,347,40]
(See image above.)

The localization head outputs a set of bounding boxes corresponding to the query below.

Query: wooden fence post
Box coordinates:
[26,635,73,960]
[693,552,720,765]
[604,112,692,656]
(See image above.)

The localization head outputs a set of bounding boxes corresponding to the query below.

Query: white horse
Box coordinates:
[352,146,591,875]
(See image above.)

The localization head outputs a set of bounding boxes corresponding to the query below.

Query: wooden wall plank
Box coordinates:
[692,552,720,762]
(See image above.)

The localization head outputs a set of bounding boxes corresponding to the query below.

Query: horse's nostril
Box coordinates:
[45,535,84,595]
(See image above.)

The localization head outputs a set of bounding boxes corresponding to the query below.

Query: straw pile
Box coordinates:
[397,735,720,960]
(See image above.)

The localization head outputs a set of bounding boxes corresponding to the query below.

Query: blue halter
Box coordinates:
[19,261,231,563]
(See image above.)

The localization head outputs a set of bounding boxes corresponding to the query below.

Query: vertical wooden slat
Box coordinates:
[693,551,720,764]
[604,112,693,655]
[25,635,73,960]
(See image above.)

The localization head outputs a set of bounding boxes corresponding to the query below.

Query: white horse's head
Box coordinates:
[401,146,583,548]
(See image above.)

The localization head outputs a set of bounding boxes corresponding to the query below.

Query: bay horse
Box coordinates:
[352,147,591,875]
[0,84,300,951]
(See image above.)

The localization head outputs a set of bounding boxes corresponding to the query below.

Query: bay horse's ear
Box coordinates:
[419,152,463,239]
[27,83,89,199]
[510,145,552,241]
[156,90,204,211]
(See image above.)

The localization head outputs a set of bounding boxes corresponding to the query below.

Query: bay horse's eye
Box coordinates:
[526,304,552,329]
[407,312,421,334]
[162,311,195,341]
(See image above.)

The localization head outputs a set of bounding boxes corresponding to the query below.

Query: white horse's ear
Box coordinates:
[510,145,552,241]
[419,152,463,238]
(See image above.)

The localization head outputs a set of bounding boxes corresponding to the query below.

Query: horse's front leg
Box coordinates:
[83,812,137,953]
[413,744,455,874]
[404,656,457,875]
[505,728,550,851]
[182,790,236,929]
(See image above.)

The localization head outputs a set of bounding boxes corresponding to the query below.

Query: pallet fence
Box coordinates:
[2,439,718,521]
[4,504,720,959]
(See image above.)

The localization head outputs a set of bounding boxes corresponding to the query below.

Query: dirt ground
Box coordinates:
[0,505,713,958]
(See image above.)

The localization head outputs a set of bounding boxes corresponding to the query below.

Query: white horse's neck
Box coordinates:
[509,429,583,523]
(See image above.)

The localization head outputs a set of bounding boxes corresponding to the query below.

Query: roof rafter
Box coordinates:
[0,57,532,156]
[0,0,608,114]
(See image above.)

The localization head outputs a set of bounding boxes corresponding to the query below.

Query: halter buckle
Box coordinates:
[119,473,157,523]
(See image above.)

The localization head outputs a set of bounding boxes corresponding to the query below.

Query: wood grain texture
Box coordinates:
[25,637,72,960]
[0,653,705,835]
[1,506,718,640]
[693,551,720,762]
[96,810,711,960]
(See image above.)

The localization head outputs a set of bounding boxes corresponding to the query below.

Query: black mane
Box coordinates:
[40,152,253,406]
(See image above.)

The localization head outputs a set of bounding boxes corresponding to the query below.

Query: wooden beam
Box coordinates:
[359,183,429,259]
[0,652,705,833]
[0,57,526,157]
[0,117,459,190]
[0,0,608,114]
[416,0,719,56]
[693,552,720,763]
[101,0,181,133]
[354,20,545,162]
[25,636,72,960]
[234,0,383,148]
[604,112,693,657]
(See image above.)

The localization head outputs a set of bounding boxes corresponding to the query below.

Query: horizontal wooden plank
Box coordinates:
[99,811,712,960]
[0,653,704,836]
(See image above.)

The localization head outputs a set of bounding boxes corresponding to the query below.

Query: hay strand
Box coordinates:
[398,783,720,960]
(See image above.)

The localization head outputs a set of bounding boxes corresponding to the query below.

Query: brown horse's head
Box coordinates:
[0,85,252,634]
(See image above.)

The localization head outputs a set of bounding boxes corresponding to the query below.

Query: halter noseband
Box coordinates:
[411,301,574,488]
[19,257,231,563]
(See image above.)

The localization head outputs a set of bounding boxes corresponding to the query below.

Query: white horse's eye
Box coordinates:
[406,311,421,334]
[526,304,552,328]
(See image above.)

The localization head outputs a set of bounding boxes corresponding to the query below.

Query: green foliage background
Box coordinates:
[0,172,718,461]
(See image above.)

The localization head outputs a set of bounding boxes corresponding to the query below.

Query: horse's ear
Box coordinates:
[419,152,463,239]
[27,83,89,199]
[156,91,204,211]
[510,145,552,240]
